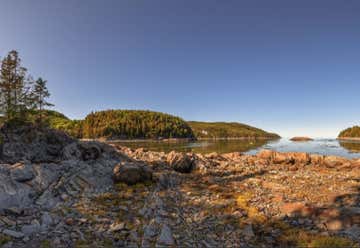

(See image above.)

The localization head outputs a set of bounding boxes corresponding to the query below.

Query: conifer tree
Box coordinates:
[31,77,54,124]
[0,50,28,121]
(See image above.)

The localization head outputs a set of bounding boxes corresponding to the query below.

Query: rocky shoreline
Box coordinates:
[0,127,359,247]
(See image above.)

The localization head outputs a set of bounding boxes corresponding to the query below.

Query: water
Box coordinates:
[113,138,360,158]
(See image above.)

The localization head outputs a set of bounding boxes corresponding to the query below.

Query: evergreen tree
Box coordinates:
[0,50,29,121]
[31,77,54,124]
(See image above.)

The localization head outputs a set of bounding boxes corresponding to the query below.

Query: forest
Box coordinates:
[338,126,360,138]
[188,121,280,139]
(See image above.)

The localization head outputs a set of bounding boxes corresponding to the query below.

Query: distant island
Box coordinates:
[338,126,360,140]
[290,136,314,142]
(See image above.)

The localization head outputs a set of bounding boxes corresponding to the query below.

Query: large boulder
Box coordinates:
[113,162,153,185]
[323,156,347,168]
[166,151,194,173]
[0,124,74,163]
[63,142,102,161]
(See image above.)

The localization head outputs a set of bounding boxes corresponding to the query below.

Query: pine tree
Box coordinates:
[0,50,28,121]
[31,77,54,124]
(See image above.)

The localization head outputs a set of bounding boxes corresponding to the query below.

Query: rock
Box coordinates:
[167,151,193,173]
[4,207,23,216]
[65,218,74,225]
[242,224,255,239]
[113,162,153,185]
[280,202,314,217]
[41,212,53,227]
[323,156,346,168]
[21,223,41,236]
[0,124,74,163]
[273,152,289,164]
[257,150,274,160]
[62,142,103,161]
[2,229,25,238]
[156,224,175,246]
[310,154,324,164]
[344,226,360,239]
[109,222,125,232]
[326,219,343,231]
[10,163,35,182]
[290,152,310,164]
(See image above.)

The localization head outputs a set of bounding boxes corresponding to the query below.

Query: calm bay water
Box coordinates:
[114,138,360,158]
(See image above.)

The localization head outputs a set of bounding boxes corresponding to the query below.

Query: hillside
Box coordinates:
[338,126,360,139]
[81,110,195,139]
[5,110,280,140]
[188,121,280,139]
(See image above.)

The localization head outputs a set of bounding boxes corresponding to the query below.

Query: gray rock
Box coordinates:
[242,224,255,238]
[344,226,360,239]
[113,162,153,185]
[2,229,25,238]
[10,163,35,182]
[41,212,53,227]
[167,151,193,173]
[156,224,175,246]
[109,222,125,232]
[21,223,41,236]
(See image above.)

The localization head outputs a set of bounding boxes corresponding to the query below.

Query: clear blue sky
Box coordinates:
[1,0,359,137]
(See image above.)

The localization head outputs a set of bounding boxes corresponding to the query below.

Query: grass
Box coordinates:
[0,234,11,246]
[274,222,357,248]
[236,193,267,223]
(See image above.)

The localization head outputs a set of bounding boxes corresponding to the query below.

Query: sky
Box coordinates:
[0,0,359,138]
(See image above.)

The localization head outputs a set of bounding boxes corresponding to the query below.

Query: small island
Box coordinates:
[290,136,314,142]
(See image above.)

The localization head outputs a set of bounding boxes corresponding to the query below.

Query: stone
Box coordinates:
[10,163,35,182]
[65,218,74,225]
[242,224,255,238]
[344,226,360,239]
[21,223,41,236]
[156,224,175,246]
[167,151,194,173]
[310,154,324,164]
[323,156,346,168]
[2,229,25,238]
[113,162,153,185]
[326,219,343,231]
[109,222,125,232]
[41,212,53,227]
[290,152,310,164]
[272,152,289,164]
[62,142,103,161]
[280,202,314,217]
[257,150,273,160]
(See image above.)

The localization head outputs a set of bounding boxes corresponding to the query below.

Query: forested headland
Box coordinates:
[338,126,360,139]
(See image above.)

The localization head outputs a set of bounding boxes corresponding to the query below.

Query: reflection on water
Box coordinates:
[339,141,360,153]
[113,138,360,158]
